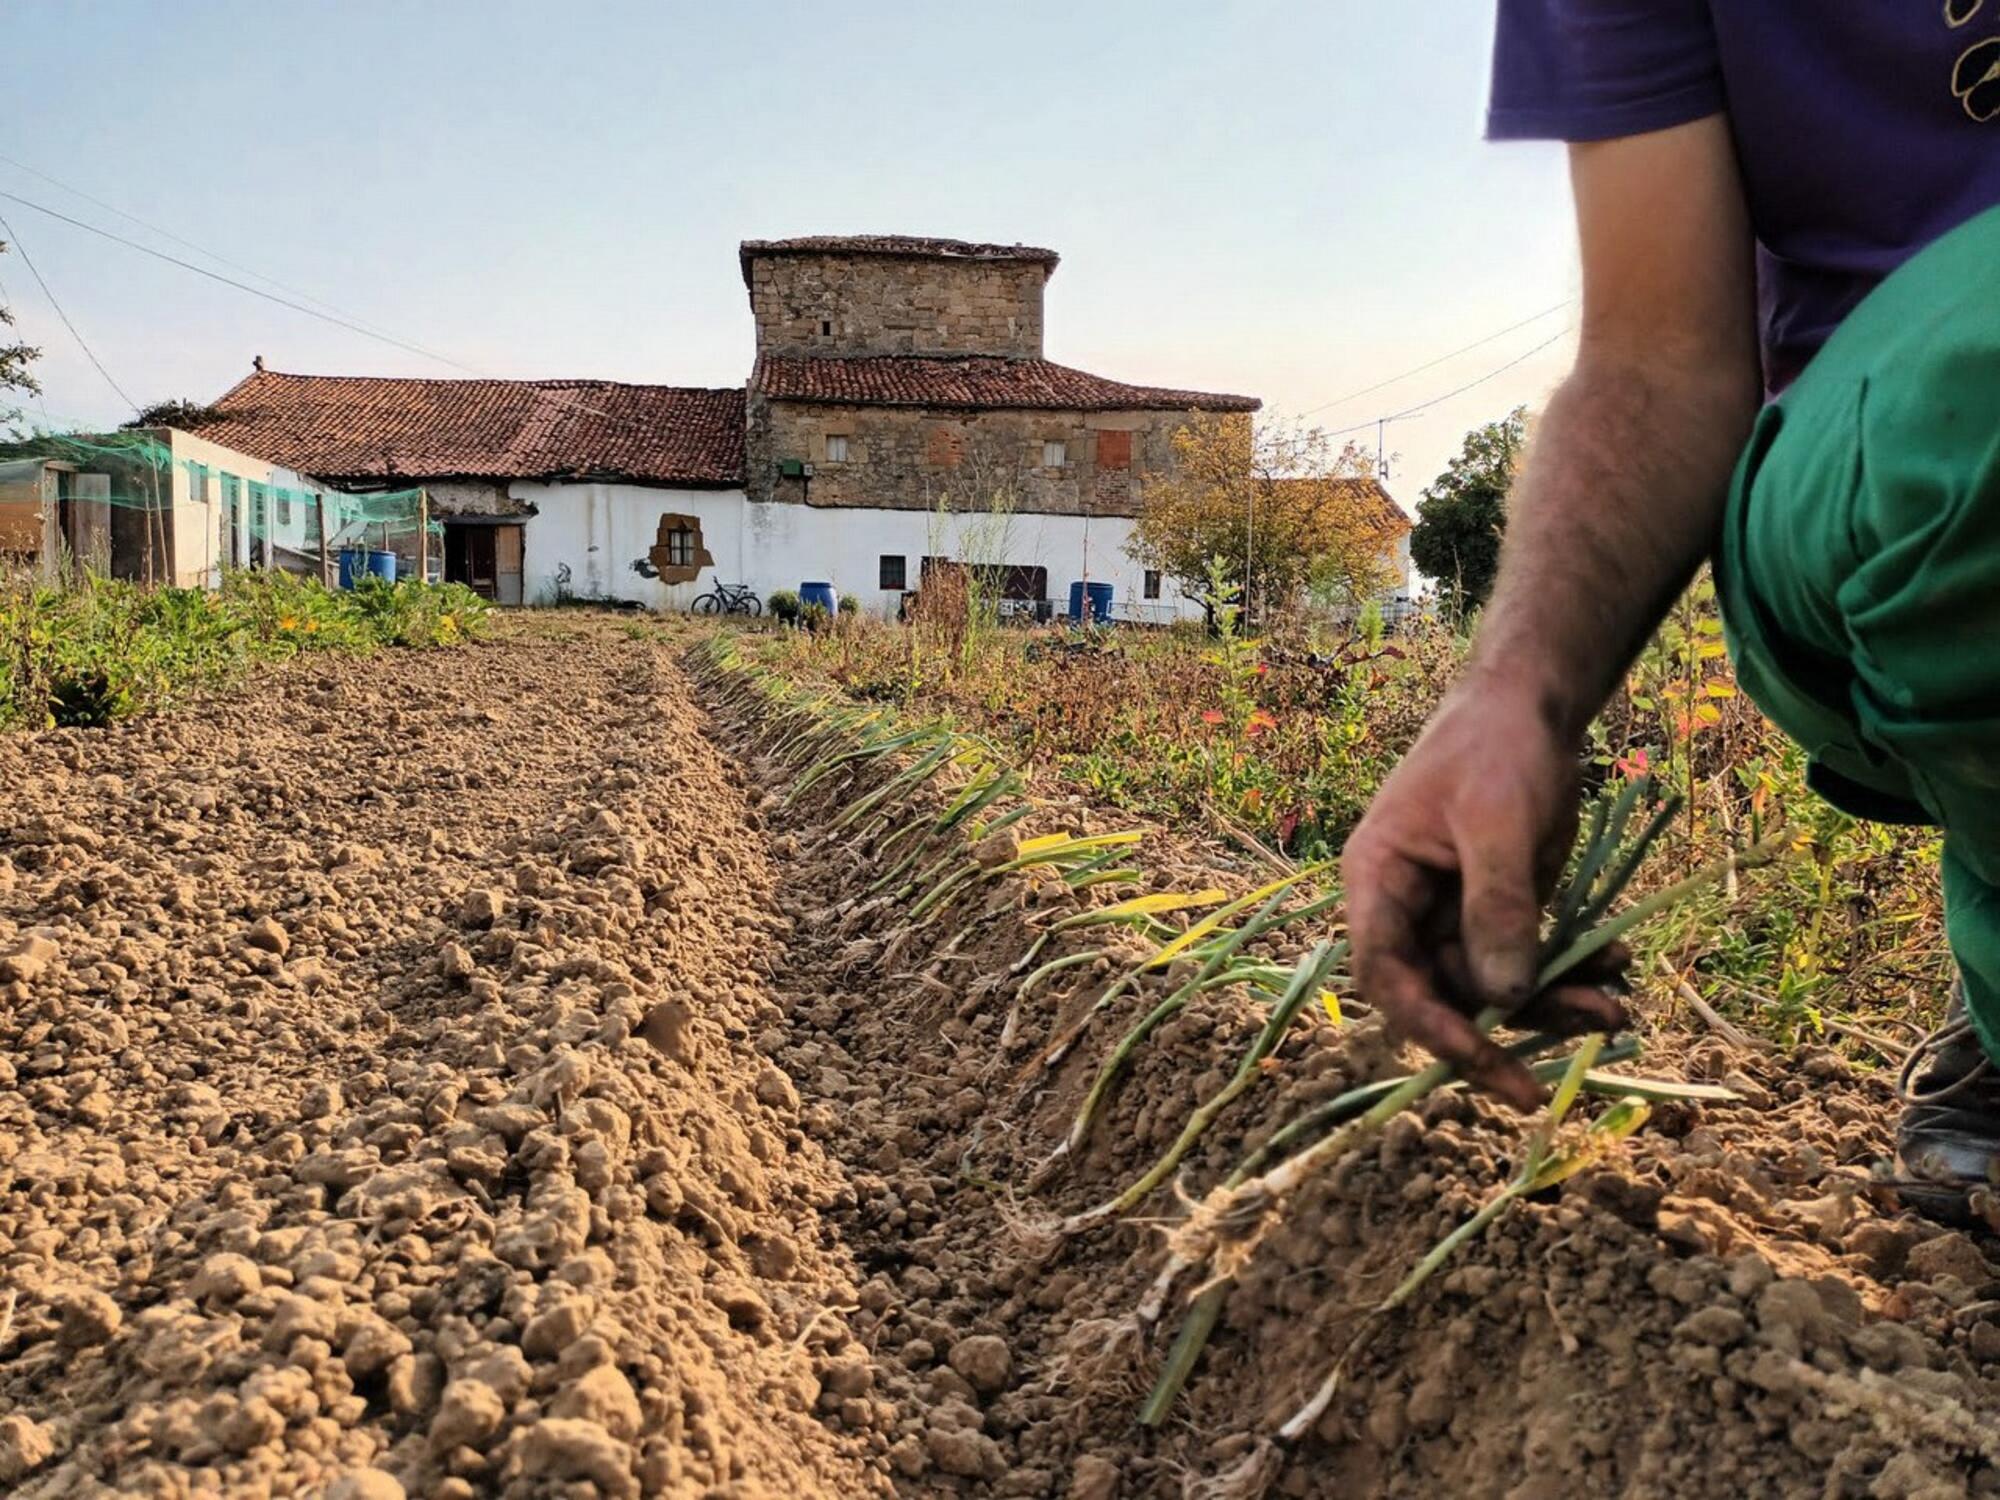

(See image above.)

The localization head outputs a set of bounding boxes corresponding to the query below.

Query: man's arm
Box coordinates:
[1342,116,1762,1108]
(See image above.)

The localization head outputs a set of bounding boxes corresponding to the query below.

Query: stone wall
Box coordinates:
[745,397,1248,516]
[747,252,1046,358]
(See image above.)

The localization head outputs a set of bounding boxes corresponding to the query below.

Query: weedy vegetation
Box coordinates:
[0,567,489,729]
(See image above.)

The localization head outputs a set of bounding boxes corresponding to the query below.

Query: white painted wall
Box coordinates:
[164,428,342,587]
[507,481,1201,621]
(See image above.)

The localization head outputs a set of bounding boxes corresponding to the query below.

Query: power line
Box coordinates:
[1297,299,1574,418]
[1322,324,1575,442]
[0,152,397,336]
[0,186,649,442]
[0,188,480,377]
[0,211,139,414]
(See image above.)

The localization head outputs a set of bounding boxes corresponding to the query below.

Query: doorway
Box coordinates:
[445,522,524,605]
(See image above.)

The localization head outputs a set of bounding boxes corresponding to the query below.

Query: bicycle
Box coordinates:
[691,581,762,616]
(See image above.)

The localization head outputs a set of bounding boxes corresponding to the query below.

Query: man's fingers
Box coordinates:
[1368,951,1546,1112]
[1457,801,1543,1008]
[1515,983,1629,1036]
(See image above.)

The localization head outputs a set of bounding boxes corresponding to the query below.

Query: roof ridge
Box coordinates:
[242,369,743,396]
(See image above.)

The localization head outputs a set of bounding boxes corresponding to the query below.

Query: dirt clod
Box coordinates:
[948,1333,1014,1395]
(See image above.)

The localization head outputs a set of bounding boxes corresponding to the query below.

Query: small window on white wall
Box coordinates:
[1042,440,1067,468]
[1143,569,1162,601]
[825,434,850,463]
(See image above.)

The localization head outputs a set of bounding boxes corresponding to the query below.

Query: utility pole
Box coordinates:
[1244,483,1255,630]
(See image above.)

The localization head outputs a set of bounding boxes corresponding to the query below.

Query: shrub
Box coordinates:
[0,569,489,730]
[837,593,859,617]
[768,588,802,624]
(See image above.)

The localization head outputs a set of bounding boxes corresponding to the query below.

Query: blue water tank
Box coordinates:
[800,580,838,615]
[367,549,398,583]
[1067,581,1114,623]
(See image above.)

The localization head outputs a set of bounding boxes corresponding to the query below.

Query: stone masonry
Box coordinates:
[747,251,1046,359]
[748,397,1250,516]
[738,235,1258,522]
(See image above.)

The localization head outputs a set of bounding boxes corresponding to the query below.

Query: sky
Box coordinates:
[0,0,1581,511]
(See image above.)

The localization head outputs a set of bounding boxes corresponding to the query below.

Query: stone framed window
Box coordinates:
[647,512,713,583]
[1097,430,1133,471]
[1042,440,1067,468]
[825,434,850,464]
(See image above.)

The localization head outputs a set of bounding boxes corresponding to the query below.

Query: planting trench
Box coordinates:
[3,613,2000,1498]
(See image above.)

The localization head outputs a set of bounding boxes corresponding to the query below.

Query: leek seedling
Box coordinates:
[1065,940,1347,1233]
[1138,781,1781,1425]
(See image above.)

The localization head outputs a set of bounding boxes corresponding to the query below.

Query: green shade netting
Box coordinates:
[0,428,442,549]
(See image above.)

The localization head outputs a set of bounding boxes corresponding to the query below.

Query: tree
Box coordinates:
[1127,414,1398,626]
[1408,406,1526,615]
[0,239,41,435]
[123,398,224,432]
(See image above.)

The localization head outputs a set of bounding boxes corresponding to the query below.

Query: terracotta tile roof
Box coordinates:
[198,370,746,487]
[752,354,1261,413]
[1272,476,1412,534]
[739,235,1061,287]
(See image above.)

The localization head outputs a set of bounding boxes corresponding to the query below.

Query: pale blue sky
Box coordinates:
[1,0,1580,506]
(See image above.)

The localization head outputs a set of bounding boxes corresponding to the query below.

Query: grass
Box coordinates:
[726,576,1950,1054]
[695,636,1788,1439]
[0,567,489,729]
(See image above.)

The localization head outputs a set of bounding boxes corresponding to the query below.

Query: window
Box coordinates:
[820,319,833,336]
[825,434,850,464]
[879,553,906,591]
[664,523,698,567]
[1042,440,1067,468]
[1143,569,1162,601]
[189,465,210,504]
[276,491,293,526]
[1097,430,1133,471]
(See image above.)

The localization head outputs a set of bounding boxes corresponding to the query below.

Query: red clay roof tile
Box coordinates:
[752,354,1260,413]
[199,371,745,487]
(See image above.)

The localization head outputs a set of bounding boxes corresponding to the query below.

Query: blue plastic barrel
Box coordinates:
[337,548,367,589]
[1068,582,1114,623]
[800,580,837,615]
[366,550,398,583]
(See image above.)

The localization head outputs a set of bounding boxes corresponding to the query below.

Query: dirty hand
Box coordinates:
[1341,683,1629,1110]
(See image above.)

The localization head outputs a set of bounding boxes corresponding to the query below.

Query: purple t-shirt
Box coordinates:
[1490,1,2000,391]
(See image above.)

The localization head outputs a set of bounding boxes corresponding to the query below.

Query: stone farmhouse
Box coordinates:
[189,235,1405,617]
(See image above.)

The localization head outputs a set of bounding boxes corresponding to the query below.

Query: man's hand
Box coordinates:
[1343,682,1625,1110]
[1342,115,1761,1105]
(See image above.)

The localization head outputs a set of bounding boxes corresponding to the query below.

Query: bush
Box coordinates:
[837,594,859,617]
[768,588,802,624]
[0,569,489,730]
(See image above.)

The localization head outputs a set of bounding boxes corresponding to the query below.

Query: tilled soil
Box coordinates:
[6,614,2000,1499]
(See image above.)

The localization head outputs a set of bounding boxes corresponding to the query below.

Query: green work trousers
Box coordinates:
[1716,203,2000,1062]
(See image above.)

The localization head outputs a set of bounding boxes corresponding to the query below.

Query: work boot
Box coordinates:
[1895,982,2000,1225]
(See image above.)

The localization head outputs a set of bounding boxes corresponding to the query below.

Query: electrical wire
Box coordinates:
[0,186,649,440]
[0,152,399,336]
[1321,324,1575,441]
[0,211,138,414]
[1296,298,1574,417]
[0,188,478,376]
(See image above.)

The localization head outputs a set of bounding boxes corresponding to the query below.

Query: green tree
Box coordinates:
[123,398,223,431]
[1409,407,1527,615]
[1127,414,1396,627]
[0,239,42,434]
